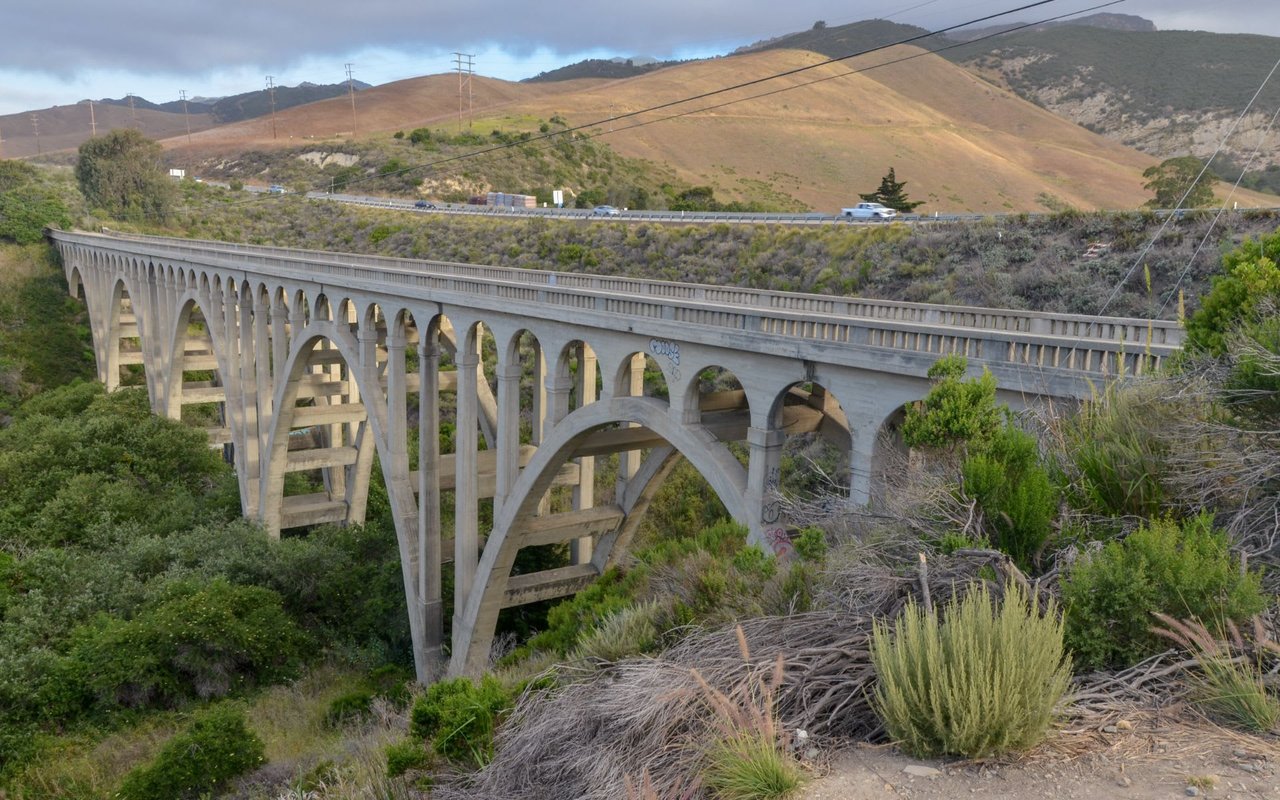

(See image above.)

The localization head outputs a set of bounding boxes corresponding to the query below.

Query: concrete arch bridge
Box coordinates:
[49,229,1183,679]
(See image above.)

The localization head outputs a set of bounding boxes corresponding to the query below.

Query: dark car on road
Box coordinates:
[414,200,436,209]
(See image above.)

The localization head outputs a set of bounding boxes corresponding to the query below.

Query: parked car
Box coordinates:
[268,184,286,194]
[414,200,436,209]
[591,205,620,217]
[840,202,896,220]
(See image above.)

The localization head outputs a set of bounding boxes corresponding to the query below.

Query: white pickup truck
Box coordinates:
[840,202,896,220]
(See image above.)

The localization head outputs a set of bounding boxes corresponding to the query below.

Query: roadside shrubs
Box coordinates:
[409,675,514,768]
[1061,514,1267,671]
[871,582,1069,759]
[115,704,265,800]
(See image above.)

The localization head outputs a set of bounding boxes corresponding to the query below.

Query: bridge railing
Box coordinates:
[90,230,1184,348]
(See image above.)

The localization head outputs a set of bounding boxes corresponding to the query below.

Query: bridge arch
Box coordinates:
[450,394,749,675]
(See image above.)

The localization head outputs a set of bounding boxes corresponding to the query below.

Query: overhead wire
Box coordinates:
[207,0,1071,208]
[1097,53,1280,316]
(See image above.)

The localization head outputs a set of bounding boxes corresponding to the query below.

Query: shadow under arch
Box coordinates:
[449,395,749,676]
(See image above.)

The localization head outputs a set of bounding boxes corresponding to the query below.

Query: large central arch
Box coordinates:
[449,395,750,676]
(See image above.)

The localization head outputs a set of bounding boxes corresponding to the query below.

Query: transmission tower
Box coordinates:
[127,93,138,129]
[453,52,475,131]
[88,99,97,137]
[179,89,191,143]
[265,77,278,139]
[345,63,358,137]
[31,114,41,155]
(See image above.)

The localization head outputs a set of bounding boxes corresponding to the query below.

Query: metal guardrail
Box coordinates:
[55,230,1181,381]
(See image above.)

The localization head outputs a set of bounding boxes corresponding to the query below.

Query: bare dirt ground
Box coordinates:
[803,711,1280,800]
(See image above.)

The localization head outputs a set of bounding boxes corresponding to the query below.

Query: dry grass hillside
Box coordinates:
[2,102,214,159]
[160,47,1277,213]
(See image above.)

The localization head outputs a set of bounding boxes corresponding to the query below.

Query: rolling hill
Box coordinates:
[1,101,214,160]
[161,45,1279,213]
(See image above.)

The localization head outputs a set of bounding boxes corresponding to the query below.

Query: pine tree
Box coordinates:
[859,167,924,212]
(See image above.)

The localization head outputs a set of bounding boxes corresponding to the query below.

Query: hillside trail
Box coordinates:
[802,714,1280,800]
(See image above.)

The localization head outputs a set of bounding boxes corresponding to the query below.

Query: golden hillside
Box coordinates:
[165,47,1276,213]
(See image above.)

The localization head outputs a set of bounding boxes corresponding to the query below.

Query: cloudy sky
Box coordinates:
[1,0,1277,115]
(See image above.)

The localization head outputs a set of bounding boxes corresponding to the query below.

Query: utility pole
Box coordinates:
[453,52,474,132]
[345,63,357,137]
[127,92,138,129]
[179,89,191,143]
[31,114,41,155]
[265,76,278,139]
[89,99,97,137]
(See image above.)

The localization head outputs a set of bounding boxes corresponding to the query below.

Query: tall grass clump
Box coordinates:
[1153,613,1280,733]
[695,628,805,800]
[871,582,1070,759]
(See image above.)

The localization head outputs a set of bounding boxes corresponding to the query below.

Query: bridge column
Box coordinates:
[252,293,274,489]
[495,359,522,517]
[745,425,791,558]
[847,409,886,507]
[237,290,262,517]
[572,344,597,564]
[616,353,645,500]
[453,335,481,639]
[418,334,445,672]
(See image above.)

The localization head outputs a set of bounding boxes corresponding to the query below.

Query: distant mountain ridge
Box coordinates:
[98,80,371,124]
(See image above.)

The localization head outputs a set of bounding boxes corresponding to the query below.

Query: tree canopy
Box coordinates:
[74,129,176,221]
[1142,155,1215,209]
[859,166,925,212]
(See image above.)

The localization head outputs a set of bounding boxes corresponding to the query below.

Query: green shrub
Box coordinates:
[409,675,513,767]
[1186,230,1280,355]
[385,739,431,777]
[115,704,265,800]
[1062,514,1267,670]
[1061,385,1169,518]
[702,732,806,800]
[325,688,375,727]
[871,582,1070,759]
[901,355,1004,452]
[961,424,1058,569]
[571,600,662,662]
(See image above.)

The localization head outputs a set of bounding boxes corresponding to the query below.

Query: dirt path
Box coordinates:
[802,717,1279,800]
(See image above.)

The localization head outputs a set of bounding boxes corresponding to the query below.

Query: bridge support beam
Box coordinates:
[418,335,445,671]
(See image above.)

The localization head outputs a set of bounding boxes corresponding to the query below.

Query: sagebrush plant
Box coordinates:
[1152,613,1280,733]
[1059,382,1170,518]
[871,582,1070,759]
[1061,513,1267,670]
[114,703,264,800]
[694,627,805,800]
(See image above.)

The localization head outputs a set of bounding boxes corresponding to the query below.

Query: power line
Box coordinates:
[453,52,475,132]
[266,76,278,140]
[312,0,1111,197]
[345,63,358,137]
[1098,52,1280,316]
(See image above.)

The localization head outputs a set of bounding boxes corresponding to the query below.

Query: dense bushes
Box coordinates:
[410,676,514,767]
[1061,514,1267,670]
[115,704,265,800]
[871,583,1070,758]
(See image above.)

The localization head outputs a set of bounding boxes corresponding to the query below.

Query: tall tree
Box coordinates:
[859,167,924,212]
[1143,156,1215,209]
[75,129,176,221]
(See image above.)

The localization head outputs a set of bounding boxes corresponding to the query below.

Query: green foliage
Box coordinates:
[1195,654,1280,732]
[1185,229,1280,355]
[871,582,1070,759]
[0,385,232,548]
[385,739,431,778]
[858,166,925,212]
[961,424,1058,569]
[901,355,1004,452]
[324,688,375,726]
[1143,156,1216,209]
[75,129,176,221]
[50,578,308,715]
[0,179,71,244]
[702,733,806,800]
[115,704,265,800]
[409,675,513,767]
[1059,382,1182,519]
[570,600,662,662]
[1061,514,1267,670]
[791,527,827,562]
